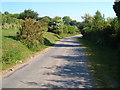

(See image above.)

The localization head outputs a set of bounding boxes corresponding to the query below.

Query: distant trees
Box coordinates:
[39,16,51,23]
[2,11,23,29]
[18,9,39,20]
[2,9,80,49]
[69,20,78,26]
[63,16,72,25]
[48,16,64,35]
[4,11,10,16]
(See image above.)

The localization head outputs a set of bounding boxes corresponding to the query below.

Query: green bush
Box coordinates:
[48,16,64,35]
[17,18,45,51]
[62,25,79,34]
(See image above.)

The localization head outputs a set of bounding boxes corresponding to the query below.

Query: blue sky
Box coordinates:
[1,2,116,21]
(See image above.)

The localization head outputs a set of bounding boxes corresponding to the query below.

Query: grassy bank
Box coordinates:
[78,38,119,88]
[1,29,78,70]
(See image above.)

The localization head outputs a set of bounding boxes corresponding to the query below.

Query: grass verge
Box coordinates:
[1,29,77,71]
[78,37,119,88]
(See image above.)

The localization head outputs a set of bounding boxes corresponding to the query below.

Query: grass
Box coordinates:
[2,29,33,70]
[78,38,119,88]
[43,32,61,46]
[60,33,78,38]
[1,29,77,71]
[1,29,61,70]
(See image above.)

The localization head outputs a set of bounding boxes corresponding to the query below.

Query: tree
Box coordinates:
[94,10,104,21]
[18,9,39,20]
[92,10,105,30]
[113,1,120,48]
[4,11,10,16]
[81,14,93,23]
[63,16,72,25]
[39,16,51,23]
[113,1,120,23]
[69,20,78,26]
[48,16,64,34]
[10,14,20,18]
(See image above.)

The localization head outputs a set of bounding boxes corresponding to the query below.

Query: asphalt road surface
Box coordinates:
[2,35,93,88]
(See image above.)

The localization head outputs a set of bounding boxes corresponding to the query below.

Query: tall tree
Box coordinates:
[63,16,72,25]
[113,1,120,26]
[93,10,105,30]
[18,9,39,20]
[81,14,93,23]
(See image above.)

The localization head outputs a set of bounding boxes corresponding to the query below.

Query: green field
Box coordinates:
[78,38,119,88]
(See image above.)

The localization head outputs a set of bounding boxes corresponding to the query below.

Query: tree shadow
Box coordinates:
[44,38,54,46]
[4,36,20,41]
[43,47,93,88]
[60,40,81,44]
[54,44,83,47]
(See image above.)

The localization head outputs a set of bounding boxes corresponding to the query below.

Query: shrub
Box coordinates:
[48,16,64,35]
[62,25,79,34]
[17,18,45,51]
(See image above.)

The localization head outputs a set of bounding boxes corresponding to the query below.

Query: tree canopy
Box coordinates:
[18,9,39,20]
[63,16,72,25]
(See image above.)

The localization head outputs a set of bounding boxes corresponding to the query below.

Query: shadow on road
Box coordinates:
[54,43,83,47]
[42,39,93,88]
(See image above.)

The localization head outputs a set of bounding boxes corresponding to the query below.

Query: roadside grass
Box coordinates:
[2,29,33,70]
[60,33,78,38]
[1,29,78,70]
[43,32,61,46]
[78,38,119,88]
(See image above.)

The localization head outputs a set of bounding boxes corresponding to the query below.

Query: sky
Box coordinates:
[1,1,116,21]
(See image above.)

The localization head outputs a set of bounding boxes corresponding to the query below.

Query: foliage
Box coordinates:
[2,29,61,70]
[81,14,93,23]
[17,18,45,51]
[63,25,79,34]
[78,38,119,88]
[48,16,64,35]
[18,9,39,20]
[2,14,23,29]
[113,1,120,21]
[80,10,119,49]
[39,16,51,23]
[63,16,72,25]
[69,20,78,26]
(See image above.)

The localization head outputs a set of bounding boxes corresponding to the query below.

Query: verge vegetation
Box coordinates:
[78,38,119,88]
[77,2,120,88]
[1,10,79,71]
